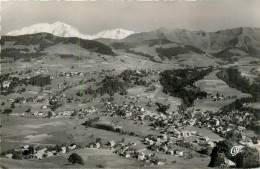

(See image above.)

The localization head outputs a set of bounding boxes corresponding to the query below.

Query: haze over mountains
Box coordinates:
[6,22,135,40]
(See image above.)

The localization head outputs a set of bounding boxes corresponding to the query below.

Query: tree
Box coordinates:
[21,88,26,92]
[76,91,82,97]
[12,151,22,159]
[53,145,62,152]
[26,108,31,113]
[68,153,85,165]
[252,136,258,144]
[155,102,170,114]
[233,146,260,168]
[96,138,102,143]
[3,109,12,115]
[11,103,15,109]
[48,111,52,118]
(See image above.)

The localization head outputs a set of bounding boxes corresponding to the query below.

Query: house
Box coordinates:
[46,151,54,157]
[178,151,184,157]
[38,112,44,116]
[95,142,101,149]
[61,147,66,153]
[35,148,47,160]
[6,153,13,159]
[200,136,209,142]
[42,105,47,109]
[68,143,76,150]
[147,140,154,146]
[161,134,168,142]
[157,161,165,165]
[33,111,39,116]
[108,140,116,148]
[8,99,15,103]
[3,81,11,88]
[224,158,236,167]
[125,151,131,158]
[242,135,251,142]
[138,152,145,161]
[21,145,30,151]
[207,141,215,147]
[181,131,192,137]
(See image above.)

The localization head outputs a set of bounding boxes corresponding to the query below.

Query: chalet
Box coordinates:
[42,105,47,109]
[3,81,11,88]
[125,151,131,158]
[21,145,30,151]
[157,161,165,165]
[68,143,76,150]
[242,135,251,142]
[95,142,101,149]
[138,152,145,161]
[46,151,54,157]
[8,99,15,103]
[38,112,44,116]
[35,148,47,160]
[5,153,13,159]
[179,151,184,157]
[207,141,215,147]
[61,147,66,153]
[108,140,116,148]
[181,131,192,137]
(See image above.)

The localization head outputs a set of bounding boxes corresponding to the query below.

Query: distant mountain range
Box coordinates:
[6,22,135,40]
[122,27,260,52]
[4,22,260,63]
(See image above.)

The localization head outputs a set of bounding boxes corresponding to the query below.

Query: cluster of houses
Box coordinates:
[3,143,79,160]
[101,101,147,118]
[87,140,166,165]
[32,67,48,75]
[210,94,237,102]
[142,131,215,158]
[195,110,252,138]
[56,71,84,78]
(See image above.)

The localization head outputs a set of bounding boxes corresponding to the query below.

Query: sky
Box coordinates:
[1,0,260,35]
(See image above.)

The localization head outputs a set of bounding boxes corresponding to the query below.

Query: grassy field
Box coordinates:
[194,71,251,112]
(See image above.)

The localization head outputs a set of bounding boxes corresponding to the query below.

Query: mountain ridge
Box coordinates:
[6,22,135,40]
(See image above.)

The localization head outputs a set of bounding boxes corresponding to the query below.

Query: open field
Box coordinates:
[194,71,251,112]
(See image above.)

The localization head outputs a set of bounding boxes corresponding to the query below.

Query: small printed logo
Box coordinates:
[230,145,244,156]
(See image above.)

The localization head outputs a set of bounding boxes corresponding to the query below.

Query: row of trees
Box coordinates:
[156,46,189,60]
[85,69,151,97]
[217,67,260,102]
[125,49,161,63]
[28,75,52,87]
[159,68,213,108]
[221,97,260,136]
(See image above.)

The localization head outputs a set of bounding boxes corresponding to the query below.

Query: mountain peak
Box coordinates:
[93,28,135,40]
[6,22,135,40]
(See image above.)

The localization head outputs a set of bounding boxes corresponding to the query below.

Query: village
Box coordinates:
[2,82,257,168]
[1,45,259,168]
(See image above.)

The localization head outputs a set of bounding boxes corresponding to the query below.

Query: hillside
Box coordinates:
[1,33,115,58]
[121,27,260,61]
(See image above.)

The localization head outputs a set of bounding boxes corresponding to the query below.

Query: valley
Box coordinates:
[0,27,260,169]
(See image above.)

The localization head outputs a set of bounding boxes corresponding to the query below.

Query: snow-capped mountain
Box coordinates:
[6,22,135,40]
[93,29,135,40]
